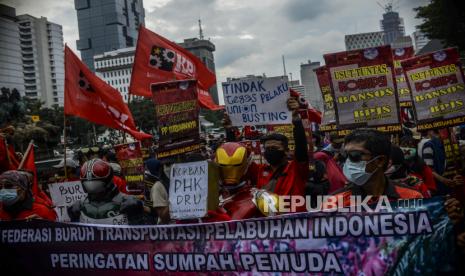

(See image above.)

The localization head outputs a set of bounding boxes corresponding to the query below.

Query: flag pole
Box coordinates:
[18,140,34,169]
[63,114,68,179]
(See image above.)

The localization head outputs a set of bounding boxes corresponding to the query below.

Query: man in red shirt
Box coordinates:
[247,97,309,196]
[0,170,57,221]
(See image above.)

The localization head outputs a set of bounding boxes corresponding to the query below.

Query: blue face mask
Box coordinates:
[0,189,19,206]
[343,157,380,186]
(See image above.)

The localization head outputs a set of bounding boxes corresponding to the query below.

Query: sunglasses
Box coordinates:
[343,150,372,162]
[81,147,100,154]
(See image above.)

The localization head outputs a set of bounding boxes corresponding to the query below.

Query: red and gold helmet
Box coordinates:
[215,142,250,186]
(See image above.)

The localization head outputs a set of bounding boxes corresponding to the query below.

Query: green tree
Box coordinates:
[128,98,157,134]
[415,0,465,54]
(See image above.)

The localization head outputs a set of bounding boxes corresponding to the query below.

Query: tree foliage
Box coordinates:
[415,0,465,54]
[128,97,157,134]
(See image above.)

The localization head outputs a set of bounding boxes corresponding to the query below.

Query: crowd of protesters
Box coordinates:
[1,94,465,272]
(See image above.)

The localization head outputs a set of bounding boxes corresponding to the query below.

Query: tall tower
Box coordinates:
[178,20,219,104]
[74,0,145,71]
[380,1,405,45]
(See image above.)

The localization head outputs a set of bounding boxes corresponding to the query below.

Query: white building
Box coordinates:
[0,4,24,95]
[413,30,430,53]
[345,31,385,51]
[17,14,64,107]
[94,47,135,103]
[300,60,323,111]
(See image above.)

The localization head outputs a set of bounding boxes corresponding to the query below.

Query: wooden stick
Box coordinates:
[63,114,68,179]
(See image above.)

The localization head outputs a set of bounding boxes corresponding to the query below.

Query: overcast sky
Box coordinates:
[2,0,429,103]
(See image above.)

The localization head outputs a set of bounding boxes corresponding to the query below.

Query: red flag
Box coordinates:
[198,88,224,111]
[18,142,53,207]
[64,46,152,141]
[130,25,216,97]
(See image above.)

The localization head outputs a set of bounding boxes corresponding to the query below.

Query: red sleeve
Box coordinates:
[422,165,437,192]
[245,161,261,187]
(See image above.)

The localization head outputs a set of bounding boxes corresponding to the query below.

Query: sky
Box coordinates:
[1,0,429,104]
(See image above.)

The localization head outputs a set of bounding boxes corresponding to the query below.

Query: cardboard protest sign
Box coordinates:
[315,66,336,132]
[324,45,401,132]
[401,48,465,130]
[439,128,462,177]
[114,142,145,192]
[168,160,209,219]
[222,77,291,126]
[0,198,456,275]
[392,46,414,107]
[151,80,201,159]
[48,181,87,222]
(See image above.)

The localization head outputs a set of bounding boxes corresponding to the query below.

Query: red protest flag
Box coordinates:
[64,46,152,141]
[198,88,224,111]
[130,25,216,97]
[18,142,53,207]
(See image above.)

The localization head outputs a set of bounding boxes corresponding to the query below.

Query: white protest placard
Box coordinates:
[222,77,291,126]
[169,161,208,220]
[48,181,87,222]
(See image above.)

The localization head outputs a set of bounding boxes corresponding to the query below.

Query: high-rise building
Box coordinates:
[0,4,24,95]
[300,60,323,111]
[16,14,64,107]
[75,0,145,71]
[345,32,385,51]
[380,5,405,45]
[288,80,306,99]
[413,30,430,52]
[178,38,218,104]
[94,47,135,102]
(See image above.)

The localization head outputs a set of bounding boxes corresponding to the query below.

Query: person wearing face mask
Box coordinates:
[222,97,308,197]
[248,97,309,197]
[332,129,423,205]
[146,157,171,224]
[400,136,437,195]
[0,170,57,221]
[67,158,145,225]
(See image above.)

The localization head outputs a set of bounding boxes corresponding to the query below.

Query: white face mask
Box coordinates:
[343,156,380,186]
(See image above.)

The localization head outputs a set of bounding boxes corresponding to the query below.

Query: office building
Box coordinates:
[94,47,135,102]
[17,14,64,107]
[413,30,430,52]
[178,34,218,105]
[75,0,145,71]
[0,4,24,95]
[300,60,323,111]
[380,6,405,45]
[345,31,385,51]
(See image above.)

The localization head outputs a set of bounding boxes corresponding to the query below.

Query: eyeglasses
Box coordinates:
[344,150,372,162]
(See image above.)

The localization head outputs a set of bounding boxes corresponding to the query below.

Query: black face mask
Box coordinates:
[264,148,286,166]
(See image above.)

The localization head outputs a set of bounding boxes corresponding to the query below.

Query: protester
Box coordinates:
[313,151,347,193]
[387,145,430,197]
[444,196,465,273]
[214,142,262,220]
[68,158,145,225]
[321,131,345,166]
[145,157,170,224]
[0,170,56,221]
[419,130,463,195]
[223,97,309,197]
[332,129,423,205]
[400,136,437,195]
